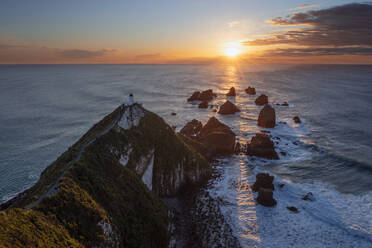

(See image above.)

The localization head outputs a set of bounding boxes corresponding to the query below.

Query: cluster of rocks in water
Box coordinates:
[185,86,305,209]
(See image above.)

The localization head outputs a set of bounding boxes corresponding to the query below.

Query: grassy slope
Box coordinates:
[0,105,210,247]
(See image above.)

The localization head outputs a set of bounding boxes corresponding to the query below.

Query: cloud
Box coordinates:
[290,4,318,10]
[134,53,162,59]
[262,47,372,57]
[228,21,240,28]
[56,48,116,59]
[244,3,372,47]
[0,44,26,49]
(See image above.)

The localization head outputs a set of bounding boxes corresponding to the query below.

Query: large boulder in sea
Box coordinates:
[293,116,302,124]
[0,104,211,247]
[218,100,240,115]
[198,101,208,109]
[246,133,278,159]
[188,89,217,102]
[257,188,277,207]
[253,173,277,207]
[180,119,203,138]
[258,104,276,128]
[180,117,236,158]
[187,91,201,102]
[245,87,256,95]
[255,94,268,106]
[226,87,236,96]
[199,117,236,156]
[252,173,275,192]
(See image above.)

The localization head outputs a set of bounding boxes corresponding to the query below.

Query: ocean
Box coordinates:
[1,64,372,247]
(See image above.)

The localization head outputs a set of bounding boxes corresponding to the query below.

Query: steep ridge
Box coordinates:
[0,104,211,247]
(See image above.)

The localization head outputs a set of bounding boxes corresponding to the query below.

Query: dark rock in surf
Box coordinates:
[198,101,208,109]
[287,206,299,213]
[302,192,314,201]
[293,116,302,124]
[187,89,217,102]
[226,87,236,96]
[180,119,203,138]
[199,117,236,156]
[187,91,201,102]
[255,94,268,106]
[245,87,256,95]
[246,133,278,159]
[234,142,241,154]
[281,102,289,106]
[258,104,276,128]
[252,173,275,192]
[200,89,217,102]
[257,188,277,207]
[218,100,240,115]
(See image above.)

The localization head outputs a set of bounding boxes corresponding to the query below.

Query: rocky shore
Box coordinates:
[0,84,306,247]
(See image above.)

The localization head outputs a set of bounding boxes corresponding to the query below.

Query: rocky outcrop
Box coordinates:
[198,117,236,156]
[245,87,256,95]
[218,100,240,115]
[187,89,217,102]
[0,104,212,247]
[255,94,268,106]
[188,91,201,101]
[180,119,203,138]
[257,188,277,207]
[258,104,276,128]
[252,173,275,192]
[226,87,236,96]
[293,116,302,123]
[179,117,236,157]
[198,101,208,109]
[246,133,278,159]
[287,206,299,213]
[302,192,314,201]
[253,173,277,207]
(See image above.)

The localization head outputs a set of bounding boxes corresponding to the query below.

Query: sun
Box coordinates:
[223,42,242,57]
[224,47,241,57]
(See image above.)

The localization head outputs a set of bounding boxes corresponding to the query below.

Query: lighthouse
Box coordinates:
[128,93,134,105]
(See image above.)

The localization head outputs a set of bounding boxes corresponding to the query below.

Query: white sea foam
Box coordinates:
[207,158,372,248]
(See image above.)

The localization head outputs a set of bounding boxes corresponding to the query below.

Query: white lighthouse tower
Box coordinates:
[128,93,134,105]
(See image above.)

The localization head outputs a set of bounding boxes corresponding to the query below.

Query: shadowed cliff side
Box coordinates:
[0,104,211,248]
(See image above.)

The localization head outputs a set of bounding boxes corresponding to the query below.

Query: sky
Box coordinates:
[0,0,371,64]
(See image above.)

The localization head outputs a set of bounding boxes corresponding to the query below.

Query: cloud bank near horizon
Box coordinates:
[244,2,372,59]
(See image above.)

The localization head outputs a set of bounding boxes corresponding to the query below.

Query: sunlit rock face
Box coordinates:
[218,100,240,115]
[0,104,211,247]
[258,104,276,128]
[179,117,236,158]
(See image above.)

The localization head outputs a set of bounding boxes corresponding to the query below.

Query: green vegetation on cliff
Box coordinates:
[0,104,211,247]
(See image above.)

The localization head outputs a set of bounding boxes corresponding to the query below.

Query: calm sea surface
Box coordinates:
[1,64,372,247]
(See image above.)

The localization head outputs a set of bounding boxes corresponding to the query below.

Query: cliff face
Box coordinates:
[0,104,211,248]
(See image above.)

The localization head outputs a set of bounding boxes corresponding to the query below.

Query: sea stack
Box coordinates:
[245,87,256,95]
[255,94,268,106]
[258,104,276,128]
[218,100,240,115]
[246,133,278,159]
[226,87,236,96]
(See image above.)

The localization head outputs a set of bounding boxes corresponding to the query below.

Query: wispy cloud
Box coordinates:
[56,48,116,59]
[0,44,26,50]
[290,4,318,11]
[228,21,240,28]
